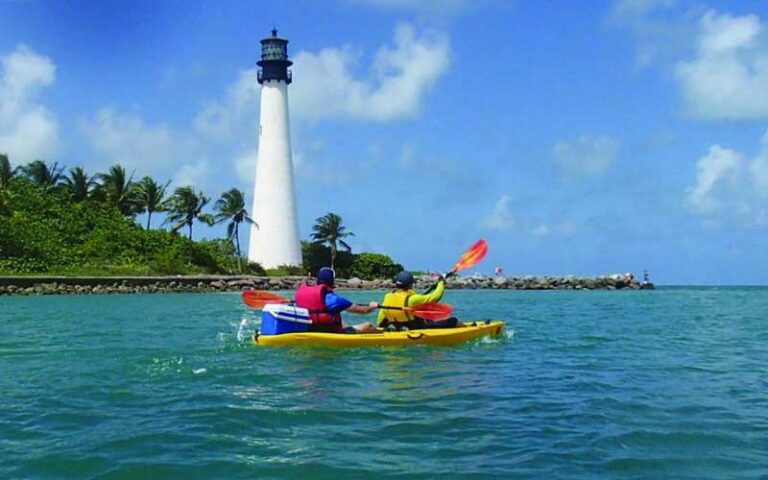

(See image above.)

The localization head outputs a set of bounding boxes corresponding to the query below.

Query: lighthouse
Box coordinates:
[248,29,302,269]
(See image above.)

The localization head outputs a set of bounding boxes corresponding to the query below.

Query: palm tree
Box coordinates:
[214,188,257,272]
[0,153,18,188]
[96,164,138,215]
[135,176,169,229]
[165,186,214,239]
[311,212,354,269]
[21,159,64,192]
[62,167,96,202]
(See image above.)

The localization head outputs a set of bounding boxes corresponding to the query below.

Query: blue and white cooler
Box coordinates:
[260,303,311,335]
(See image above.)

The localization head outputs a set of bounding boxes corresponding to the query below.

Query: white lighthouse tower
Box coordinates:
[248,29,302,268]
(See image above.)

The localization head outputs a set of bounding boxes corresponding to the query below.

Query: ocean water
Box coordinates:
[1,287,767,479]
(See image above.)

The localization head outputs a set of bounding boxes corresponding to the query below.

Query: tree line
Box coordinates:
[0,154,402,279]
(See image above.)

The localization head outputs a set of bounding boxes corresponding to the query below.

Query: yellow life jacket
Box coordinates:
[380,289,414,323]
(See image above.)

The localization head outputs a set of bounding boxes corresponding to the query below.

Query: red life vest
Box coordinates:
[295,283,342,330]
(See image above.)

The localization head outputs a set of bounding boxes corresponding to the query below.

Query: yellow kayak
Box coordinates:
[253,320,505,347]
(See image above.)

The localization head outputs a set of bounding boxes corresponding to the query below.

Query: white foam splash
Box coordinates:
[236,314,257,342]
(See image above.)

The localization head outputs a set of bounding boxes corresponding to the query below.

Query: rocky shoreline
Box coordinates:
[0,273,649,296]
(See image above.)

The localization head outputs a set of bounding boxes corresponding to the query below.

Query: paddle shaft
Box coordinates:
[356,304,426,312]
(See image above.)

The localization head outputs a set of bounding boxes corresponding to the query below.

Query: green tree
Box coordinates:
[350,252,403,280]
[62,166,96,202]
[310,212,354,269]
[20,160,64,192]
[135,176,169,229]
[0,174,249,275]
[302,240,354,278]
[96,164,138,216]
[213,188,256,273]
[0,153,18,188]
[165,186,214,240]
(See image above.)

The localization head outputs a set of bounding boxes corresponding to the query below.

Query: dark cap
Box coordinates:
[317,267,335,286]
[394,271,414,288]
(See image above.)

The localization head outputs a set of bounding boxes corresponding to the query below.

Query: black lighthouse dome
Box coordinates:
[257,29,292,84]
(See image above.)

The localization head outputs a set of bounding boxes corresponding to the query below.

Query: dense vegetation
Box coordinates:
[0,155,402,278]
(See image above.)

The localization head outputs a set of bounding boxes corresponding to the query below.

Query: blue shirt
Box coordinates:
[324,291,352,312]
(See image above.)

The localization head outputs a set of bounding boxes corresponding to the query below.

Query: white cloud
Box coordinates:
[291,23,450,121]
[675,10,768,120]
[685,129,768,227]
[0,45,60,162]
[234,149,257,183]
[192,23,449,132]
[193,68,260,141]
[481,194,515,230]
[479,195,578,236]
[80,108,179,173]
[697,10,761,54]
[79,108,228,196]
[686,144,743,214]
[553,135,620,178]
[172,159,212,189]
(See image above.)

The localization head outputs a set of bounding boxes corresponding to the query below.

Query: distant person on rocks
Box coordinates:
[494,265,503,276]
[377,271,461,331]
[295,267,378,334]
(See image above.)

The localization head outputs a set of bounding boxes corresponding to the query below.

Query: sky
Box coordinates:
[1,0,768,285]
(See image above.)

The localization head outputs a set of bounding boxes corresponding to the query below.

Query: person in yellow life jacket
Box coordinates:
[376,271,460,331]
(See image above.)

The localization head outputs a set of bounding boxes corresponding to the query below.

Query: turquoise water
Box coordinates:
[2,288,767,479]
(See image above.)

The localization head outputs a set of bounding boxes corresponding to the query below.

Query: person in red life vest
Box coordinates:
[295,267,379,334]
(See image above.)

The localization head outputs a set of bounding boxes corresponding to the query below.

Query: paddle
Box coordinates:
[241,290,291,308]
[422,239,489,296]
[447,239,488,278]
[378,302,453,321]
[241,290,453,320]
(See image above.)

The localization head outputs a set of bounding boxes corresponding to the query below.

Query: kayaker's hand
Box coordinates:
[368,301,379,313]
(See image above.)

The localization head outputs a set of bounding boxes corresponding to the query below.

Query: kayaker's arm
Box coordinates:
[324,292,352,312]
[347,301,378,314]
[410,278,445,305]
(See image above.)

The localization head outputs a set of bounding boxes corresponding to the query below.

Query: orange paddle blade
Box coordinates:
[403,302,454,321]
[241,290,291,309]
[451,239,488,274]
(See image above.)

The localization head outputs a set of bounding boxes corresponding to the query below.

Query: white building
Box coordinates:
[247,29,302,268]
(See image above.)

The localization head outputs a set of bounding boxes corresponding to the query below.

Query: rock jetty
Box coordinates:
[0,273,646,296]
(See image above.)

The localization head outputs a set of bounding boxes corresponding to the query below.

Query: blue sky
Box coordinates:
[2,0,768,284]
